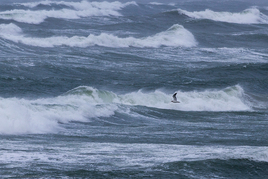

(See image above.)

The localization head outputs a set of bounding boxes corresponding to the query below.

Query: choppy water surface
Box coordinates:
[0,0,267,178]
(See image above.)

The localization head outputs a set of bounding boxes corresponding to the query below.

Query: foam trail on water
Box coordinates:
[0,1,137,24]
[1,143,267,168]
[178,7,268,24]
[0,23,197,48]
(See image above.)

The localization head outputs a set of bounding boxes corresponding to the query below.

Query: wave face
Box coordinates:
[0,85,252,134]
[178,7,268,24]
[0,87,118,134]
[0,23,197,48]
[0,1,137,24]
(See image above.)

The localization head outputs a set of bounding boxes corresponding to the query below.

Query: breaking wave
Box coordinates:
[0,85,252,134]
[117,85,250,111]
[0,87,118,134]
[18,0,138,9]
[0,23,197,48]
[178,7,268,24]
[0,1,137,24]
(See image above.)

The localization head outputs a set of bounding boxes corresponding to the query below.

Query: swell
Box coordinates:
[160,159,268,178]
[231,32,268,43]
[176,7,268,24]
[0,1,138,24]
[18,1,138,9]
[0,23,197,48]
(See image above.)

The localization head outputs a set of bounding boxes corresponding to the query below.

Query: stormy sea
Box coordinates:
[0,0,267,178]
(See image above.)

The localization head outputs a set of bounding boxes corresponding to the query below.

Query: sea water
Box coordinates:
[0,0,268,178]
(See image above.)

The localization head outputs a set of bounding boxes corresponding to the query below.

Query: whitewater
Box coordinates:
[0,85,252,134]
[177,7,268,24]
[0,23,197,48]
[0,0,268,178]
[0,1,137,24]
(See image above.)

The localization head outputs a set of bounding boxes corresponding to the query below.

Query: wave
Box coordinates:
[149,2,174,6]
[0,23,197,48]
[118,85,250,111]
[0,1,137,24]
[0,85,252,134]
[0,87,118,134]
[178,7,268,24]
[64,85,250,113]
[19,0,138,9]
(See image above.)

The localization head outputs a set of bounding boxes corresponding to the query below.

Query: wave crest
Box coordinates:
[0,23,197,48]
[0,85,253,134]
[0,86,117,134]
[178,7,268,24]
[119,85,250,112]
[19,0,138,10]
[0,1,137,24]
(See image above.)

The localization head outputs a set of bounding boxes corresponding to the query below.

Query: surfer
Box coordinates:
[171,93,180,103]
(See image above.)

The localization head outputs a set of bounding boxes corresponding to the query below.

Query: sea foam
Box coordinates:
[0,1,137,24]
[0,87,117,134]
[19,0,138,10]
[0,23,197,48]
[1,143,267,168]
[118,85,250,112]
[0,85,251,134]
[178,7,268,24]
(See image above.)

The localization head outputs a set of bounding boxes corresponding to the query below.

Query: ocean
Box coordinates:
[0,0,268,178]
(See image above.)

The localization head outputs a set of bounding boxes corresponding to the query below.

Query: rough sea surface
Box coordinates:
[0,0,268,178]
